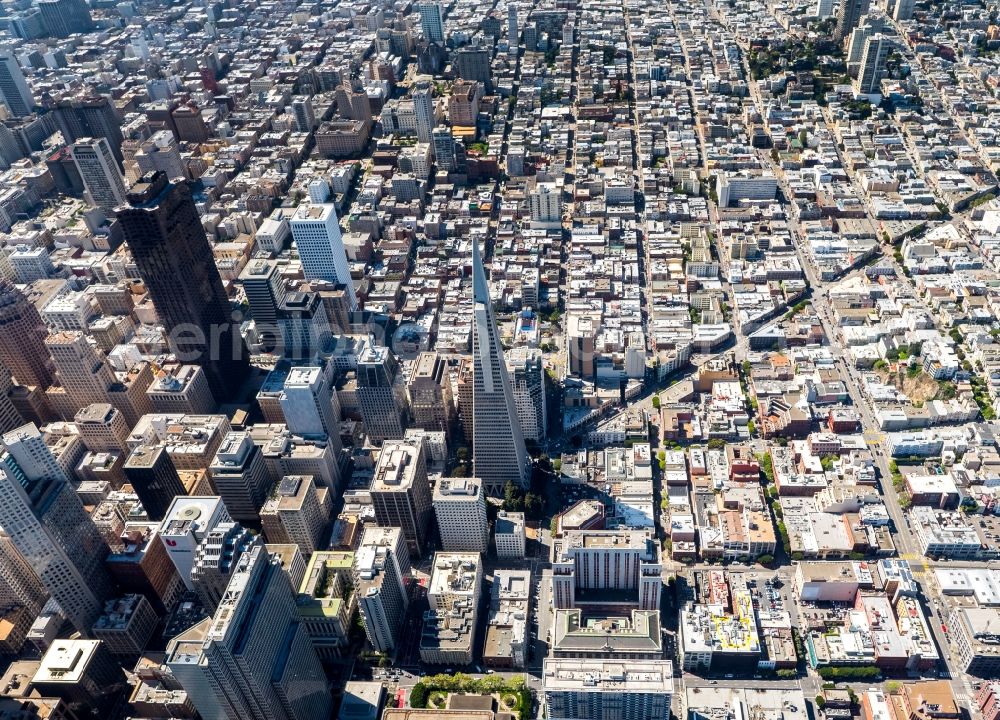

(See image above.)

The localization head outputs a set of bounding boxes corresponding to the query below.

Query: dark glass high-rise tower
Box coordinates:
[117,172,249,400]
[835,0,871,40]
[37,0,93,38]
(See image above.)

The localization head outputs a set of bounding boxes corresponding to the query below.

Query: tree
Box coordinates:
[456,446,470,463]
[451,464,470,477]
[652,395,661,409]
[504,481,525,512]
[524,492,543,518]
[885,681,901,694]
[410,683,429,708]
[816,665,880,681]
[757,554,775,566]
[758,452,774,482]
[815,696,826,709]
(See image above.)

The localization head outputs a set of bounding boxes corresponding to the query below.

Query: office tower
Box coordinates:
[432,126,457,170]
[290,96,316,133]
[146,364,217,414]
[433,477,488,553]
[543,659,673,720]
[0,424,111,632]
[167,544,331,720]
[134,130,187,181]
[74,404,130,453]
[551,529,662,611]
[371,437,432,557]
[190,521,262,611]
[208,432,271,525]
[260,475,330,555]
[0,279,54,389]
[158,496,232,588]
[335,85,372,122]
[253,424,342,492]
[858,35,890,94]
[507,347,547,442]
[170,103,210,143]
[289,203,357,309]
[835,0,872,40]
[354,526,409,653]
[0,531,48,617]
[72,137,128,213]
[117,172,250,400]
[240,259,286,353]
[356,344,409,442]
[421,553,480,666]
[37,0,93,37]
[123,445,186,521]
[45,330,113,408]
[240,259,287,327]
[91,594,159,657]
[471,238,530,495]
[418,2,445,42]
[0,52,34,117]
[412,80,435,143]
[454,47,492,91]
[456,355,473,442]
[524,23,538,50]
[296,551,355,659]
[106,522,183,614]
[407,351,454,439]
[52,96,123,164]
[0,123,25,170]
[0,365,25,434]
[32,640,123,711]
[276,291,330,361]
[893,0,914,20]
[279,365,340,440]
[448,80,482,127]
[508,3,518,42]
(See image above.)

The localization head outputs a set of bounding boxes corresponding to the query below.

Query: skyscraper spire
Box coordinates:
[471,237,530,496]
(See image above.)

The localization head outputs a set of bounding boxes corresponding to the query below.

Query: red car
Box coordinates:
[941,624,948,633]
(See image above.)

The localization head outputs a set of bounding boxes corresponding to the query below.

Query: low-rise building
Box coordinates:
[494,511,526,559]
[484,569,530,669]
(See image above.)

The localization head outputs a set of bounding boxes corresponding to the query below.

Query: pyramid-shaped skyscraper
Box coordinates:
[471,238,531,495]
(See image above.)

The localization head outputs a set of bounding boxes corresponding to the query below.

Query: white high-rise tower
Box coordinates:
[0,424,111,632]
[72,137,128,213]
[289,203,357,309]
[413,81,435,143]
